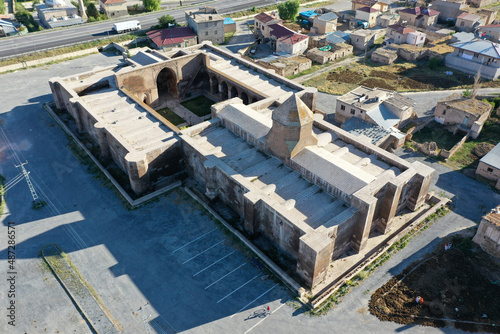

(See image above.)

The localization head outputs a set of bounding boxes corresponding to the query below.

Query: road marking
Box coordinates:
[230,283,279,318]
[205,263,246,289]
[193,251,236,277]
[217,274,260,303]
[182,240,224,264]
[244,300,288,334]
[171,228,216,254]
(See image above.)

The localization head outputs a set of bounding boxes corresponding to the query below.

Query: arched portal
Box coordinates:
[220,81,228,100]
[211,77,219,95]
[156,67,178,105]
[240,91,249,105]
[230,86,238,99]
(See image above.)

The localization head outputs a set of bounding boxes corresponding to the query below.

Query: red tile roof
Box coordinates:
[457,12,480,21]
[146,27,196,47]
[255,12,280,23]
[357,6,379,13]
[400,6,439,17]
[268,23,296,39]
[101,0,126,4]
[388,24,415,34]
[278,33,309,45]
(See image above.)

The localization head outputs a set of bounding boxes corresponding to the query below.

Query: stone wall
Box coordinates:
[473,212,500,258]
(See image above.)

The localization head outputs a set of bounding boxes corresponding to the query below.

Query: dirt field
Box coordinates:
[304,60,500,95]
[369,237,500,333]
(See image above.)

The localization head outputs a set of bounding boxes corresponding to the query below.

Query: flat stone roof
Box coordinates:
[438,93,493,117]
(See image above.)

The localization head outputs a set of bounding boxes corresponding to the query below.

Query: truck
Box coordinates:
[112,20,141,33]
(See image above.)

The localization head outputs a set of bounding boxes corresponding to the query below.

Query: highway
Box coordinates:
[0,0,280,59]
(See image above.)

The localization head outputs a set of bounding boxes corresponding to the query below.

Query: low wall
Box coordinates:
[440,133,469,160]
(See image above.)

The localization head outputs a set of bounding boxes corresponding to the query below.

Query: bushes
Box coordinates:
[14,5,43,32]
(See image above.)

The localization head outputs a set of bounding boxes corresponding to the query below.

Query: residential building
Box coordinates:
[455,12,483,32]
[445,39,500,80]
[311,12,338,34]
[398,7,440,28]
[335,86,415,129]
[477,9,497,26]
[434,93,492,139]
[351,0,388,12]
[185,7,224,44]
[371,47,398,64]
[254,12,283,39]
[0,19,18,37]
[268,23,296,50]
[256,55,312,76]
[307,43,353,64]
[476,145,500,190]
[377,13,399,27]
[100,0,128,18]
[36,0,84,29]
[350,29,382,50]
[478,24,500,43]
[356,6,380,28]
[385,24,422,45]
[324,30,350,46]
[467,0,496,8]
[224,17,236,33]
[276,33,309,55]
[473,205,500,257]
[146,27,198,51]
[430,0,467,22]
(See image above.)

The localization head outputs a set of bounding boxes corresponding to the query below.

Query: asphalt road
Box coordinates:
[0,0,280,59]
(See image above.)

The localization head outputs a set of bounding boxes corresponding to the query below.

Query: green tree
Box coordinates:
[86,3,99,20]
[143,0,160,12]
[32,0,41,5]
[0,0,5,15]
[158,14,176,28]
[277,0,300,22]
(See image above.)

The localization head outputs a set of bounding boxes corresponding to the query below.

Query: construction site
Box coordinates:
[369,236,500,333]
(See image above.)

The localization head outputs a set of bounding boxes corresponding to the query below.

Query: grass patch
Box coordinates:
[287,61,333,80]
[181,95,214,117]
[156,107,186,126]
[303,0,336,7]
[226,0,321,19]
[411,123,462,151]
[224,30,236,44]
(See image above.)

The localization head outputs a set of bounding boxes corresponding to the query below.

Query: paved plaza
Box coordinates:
[1,53,499,334]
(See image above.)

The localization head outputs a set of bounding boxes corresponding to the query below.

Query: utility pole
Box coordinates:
[14,161,39,203]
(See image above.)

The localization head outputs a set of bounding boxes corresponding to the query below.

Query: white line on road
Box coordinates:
[244,299,289,334]
[205,263,246,289]
[171,228,216,254]
[182,240,224,264]
[230,283,279,318]
[217,274,260,303]
[193,251,236,277]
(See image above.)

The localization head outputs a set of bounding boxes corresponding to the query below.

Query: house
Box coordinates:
[268,23,296,50]
[377,13,399,28]
[307,43,353,64]
[100,0,128,18]
[0,19,18,37]
[398,7,440,28]
[476,144,500,190]
[185,7,224,44]
[478,24,500,43]
[324,30,350,46]
[335,86,415,129]
[146,27,198,51]
[311,12,338,34]
[224,17,236,33]
[445,39,500,80]
[254,12,283,39]
[356,6,380,28]
[276,33,309,55]
[477,9,497,26]
[473,205,500,257]
[434,93,492,139]
[351,0,389,12]
[430,0,467,22]
[256,55,312,76]
[36,0,83,29]
[371,47,398,64]
[350,29,383,50]
[385,25,421,46]
[450,31,475,43]
[455,12,483,32]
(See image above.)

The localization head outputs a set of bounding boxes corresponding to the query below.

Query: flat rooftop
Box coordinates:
[439,93,492,117]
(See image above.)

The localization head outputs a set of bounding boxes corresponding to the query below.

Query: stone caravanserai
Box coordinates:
[50,42,434,288]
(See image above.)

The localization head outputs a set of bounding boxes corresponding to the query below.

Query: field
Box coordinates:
[369,237,500,333]
[303,60,500,95]
[156,106,185,126]
[181,95,215,117]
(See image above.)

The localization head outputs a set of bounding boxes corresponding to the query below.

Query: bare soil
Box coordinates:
[369,237,500,333]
